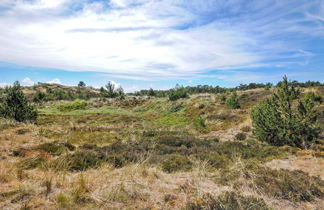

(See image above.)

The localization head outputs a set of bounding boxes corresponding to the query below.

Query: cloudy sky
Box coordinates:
[0,0,323,91]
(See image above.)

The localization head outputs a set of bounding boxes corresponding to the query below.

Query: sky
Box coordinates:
[0,0,323,92]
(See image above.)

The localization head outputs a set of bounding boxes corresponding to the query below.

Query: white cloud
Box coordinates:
[110,80,121,88]
[22,77,34,86]
[0,0,322,80]
[0,82,10,88]
[46,78,61,84]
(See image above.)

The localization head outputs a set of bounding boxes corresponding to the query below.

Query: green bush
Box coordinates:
[226,92,240,109]
[0,81,37,122]
[161,154,192,173]
[251,76,321,148]
[55,100,88,112]
[235,132,247,141]
[33,90,46,103]
[168,86,188,101]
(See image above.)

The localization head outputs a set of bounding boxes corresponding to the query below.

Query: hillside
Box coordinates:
[0,86,323,209]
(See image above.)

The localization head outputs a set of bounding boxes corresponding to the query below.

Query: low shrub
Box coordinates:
[169,104,184,112]
[35,142,75,156]
[235,132,247,141]
[161,153,192,173]
[226,92,240,109]
[241,126,251,132]
[51,151,101,171]
[55,100,88,112]
[185,191,270,210]
[253,168,324,202]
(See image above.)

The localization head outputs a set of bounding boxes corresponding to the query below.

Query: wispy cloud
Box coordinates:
[0,0,323,80]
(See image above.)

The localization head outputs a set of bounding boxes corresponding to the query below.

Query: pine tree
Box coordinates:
[226,92,240,109]
[251,76,320,148]
[0,81,37,122]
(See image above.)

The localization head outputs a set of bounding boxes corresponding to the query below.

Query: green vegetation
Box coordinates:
[161,153,192,173]
[226,91,240,109]
[252,76,321,148]
[0,81,37,122]
[168,85,189,101]
[55,100,88,112]
[235,132,247,141]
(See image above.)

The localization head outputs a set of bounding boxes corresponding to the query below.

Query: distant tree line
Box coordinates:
[0,79,322,103]
[130,80,323,100]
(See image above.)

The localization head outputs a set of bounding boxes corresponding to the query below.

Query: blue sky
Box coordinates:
[0,0,323,91]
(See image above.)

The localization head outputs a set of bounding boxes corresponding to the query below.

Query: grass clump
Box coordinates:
[56,193,71,208]
[161,153,192,173]
[51,151,101,171]
[17,155,47,170]
[185,191,270,210]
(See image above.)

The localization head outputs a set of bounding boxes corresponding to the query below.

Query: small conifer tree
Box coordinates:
[226,92,240,109]
[0,81,37,122]
[251,76,320,148]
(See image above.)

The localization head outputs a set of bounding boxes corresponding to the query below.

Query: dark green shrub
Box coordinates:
[226,92,240,109]
[0,81,37,122]
[78,81,86,87]
[235,132,247,141]
[169,104,183,112]
[161,154,192,173]
[251,76,321,148]
[219,94,227,103]
[35,142,75,156]
[33,90,46,103]
[168,86,188,101]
